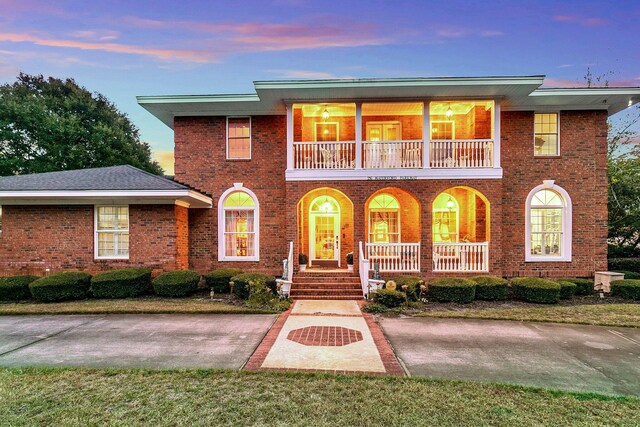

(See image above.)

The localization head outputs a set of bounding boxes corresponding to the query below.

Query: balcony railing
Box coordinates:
[365,242,420,272]
[432,242,489,272]
[363,140,423,169]
[430,139,493,168]
[293,141,355,170]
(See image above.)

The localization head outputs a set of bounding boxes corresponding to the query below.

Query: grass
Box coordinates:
[0,368,638,426]
[0,297,277,315]
[415,303,640,328]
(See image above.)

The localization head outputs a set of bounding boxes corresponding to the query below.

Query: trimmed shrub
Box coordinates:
[511,277,560,304]
[0,275,38,301]
[371,289,406,308]
[558,281,577,299]
[610,280,640,300]
[230,273,277,300]
[204,268,244,294]
[608,258,640,273]
[557,278,593,295]
[152,270,200,297]
[387,276,424,301]
[362,302,388,314]
[91,268,151,299]
[470,276,508,301]
[29,272,92,302]
[428,278,476,303]
[613,271,640,280]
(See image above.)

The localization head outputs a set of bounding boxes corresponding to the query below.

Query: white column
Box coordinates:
[286,104,293,170]
[423,101,430,169]
[493,100,501,169]
[355,102,362,169]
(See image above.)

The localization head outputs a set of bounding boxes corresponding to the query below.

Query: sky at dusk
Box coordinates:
[1,0,639,174]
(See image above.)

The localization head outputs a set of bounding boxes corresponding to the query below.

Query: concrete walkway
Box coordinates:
[381,317,640,396]
[245,300,404,375]
[0,314,275,369]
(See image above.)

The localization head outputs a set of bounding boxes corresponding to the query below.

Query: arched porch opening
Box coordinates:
[432,186,490,272]
[296,188,354,268]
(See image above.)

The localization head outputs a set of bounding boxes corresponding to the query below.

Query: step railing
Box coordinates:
[293,141,356,169]
[358,241,370,297]
[430,139,493,168]
[362,140,423,168]
[365,242,421,272]
[432,242,489,272]
[275,241,294,297]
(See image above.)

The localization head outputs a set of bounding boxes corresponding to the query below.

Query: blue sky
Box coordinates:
[1,0,639,173]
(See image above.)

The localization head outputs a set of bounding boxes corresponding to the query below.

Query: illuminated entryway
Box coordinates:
[297,188,354,268]
[432,186,490,272]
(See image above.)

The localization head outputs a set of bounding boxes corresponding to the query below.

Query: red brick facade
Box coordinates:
[0,109,609,279]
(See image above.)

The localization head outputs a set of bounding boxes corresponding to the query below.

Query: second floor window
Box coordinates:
[227,117,251,159]
[534,113,559,156]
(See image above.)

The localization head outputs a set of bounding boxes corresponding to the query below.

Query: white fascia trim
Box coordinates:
[531,87,640,96]
[285,168,503,181]
[0,190,212,206]
[136,94,260,105]
[524,180,573,263]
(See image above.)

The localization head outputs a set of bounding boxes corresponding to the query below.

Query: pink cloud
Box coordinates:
[0,32,216,62]
[70,30,120,42]
[553,15,608,26]
[553,15,577,22]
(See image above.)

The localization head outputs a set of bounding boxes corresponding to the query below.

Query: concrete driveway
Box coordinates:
[381,317,640,396]
[0,314,276,369]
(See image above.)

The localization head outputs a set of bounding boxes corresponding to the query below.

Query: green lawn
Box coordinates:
[414,303,640,328]
[0,368,638,426]
[0,298,277,315]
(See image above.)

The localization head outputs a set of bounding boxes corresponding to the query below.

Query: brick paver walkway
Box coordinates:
[244,300,404,376]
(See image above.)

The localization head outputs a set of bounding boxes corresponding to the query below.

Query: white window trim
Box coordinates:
[218,183,260,262]
[94,205,130,260]
[525,180,572,262]
[226,116,252,160]
[533,112,560,157]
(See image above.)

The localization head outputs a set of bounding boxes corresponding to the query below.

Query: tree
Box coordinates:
[0,73,162,176]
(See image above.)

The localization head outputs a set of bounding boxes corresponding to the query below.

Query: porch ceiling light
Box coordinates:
[446,197,455,211]
[445,104,454,118]
[322,108,330,120]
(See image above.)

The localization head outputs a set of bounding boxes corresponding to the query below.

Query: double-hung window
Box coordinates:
[534,113,559,156]
[227,117,251,159]
[95,206,129,259]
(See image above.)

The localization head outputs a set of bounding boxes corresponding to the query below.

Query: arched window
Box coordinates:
[218,183,259,261]
[368,194,400,243]
[526,181,572,262]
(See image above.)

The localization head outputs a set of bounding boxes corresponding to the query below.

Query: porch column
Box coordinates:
[355,102,362,169]
[493,100,501,169]
[286,104,294,170]
[422,101,430,169]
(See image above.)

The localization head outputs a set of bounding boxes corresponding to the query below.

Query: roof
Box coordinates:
[0,165,186,191]
[0,165,212,208]
[137,75,640,128]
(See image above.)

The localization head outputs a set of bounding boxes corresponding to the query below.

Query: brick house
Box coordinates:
[1,75,639,284]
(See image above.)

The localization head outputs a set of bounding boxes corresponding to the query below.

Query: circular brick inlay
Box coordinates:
[287,326,363,347]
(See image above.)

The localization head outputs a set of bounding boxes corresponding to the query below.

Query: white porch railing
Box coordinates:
[430,139,493,168]
[432,242,489,272]
[293,141,355,169]
[363,140,423,169]
[365,242,420,272]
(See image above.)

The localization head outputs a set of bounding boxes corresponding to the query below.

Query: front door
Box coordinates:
[309,196,341,267]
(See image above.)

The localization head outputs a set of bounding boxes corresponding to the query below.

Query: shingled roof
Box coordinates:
[0,165,188,191]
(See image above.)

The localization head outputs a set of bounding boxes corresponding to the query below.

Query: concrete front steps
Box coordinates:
[290,271,363,300]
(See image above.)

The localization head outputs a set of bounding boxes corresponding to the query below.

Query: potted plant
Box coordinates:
[346,252,354,272]
[298,253,308,272]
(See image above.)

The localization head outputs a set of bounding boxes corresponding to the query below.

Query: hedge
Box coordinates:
[230,273,277,300]
[470,276,508,301]
[511,277,560,304]
[29,272,92,302]
[203,268,244,293]
[386,276,424,301]
[558,281,577,299]
[91,268,152,299]
[613,271,640,280]
[0,275,38,301]
[557,278,593,295]
[610,280,640,300]
[428,278,476,303]
[152,270,201,297]
[608,258,640,273]
[371,288,406,308]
